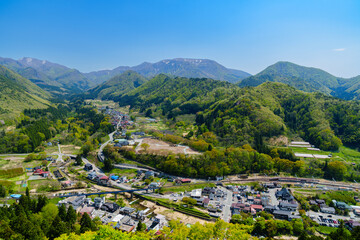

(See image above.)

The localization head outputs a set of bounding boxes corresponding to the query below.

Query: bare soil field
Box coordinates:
[268,135,289,146]
[136,138,201,156]
[61,145,81,155]
[141,200,209,225]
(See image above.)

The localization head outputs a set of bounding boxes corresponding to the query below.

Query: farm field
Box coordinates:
[290,146,360,163]
[136,117,168,131]
[0,156,44,170]
[61,145,81,155]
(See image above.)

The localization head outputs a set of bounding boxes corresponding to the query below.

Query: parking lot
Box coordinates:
[308,210,360,225]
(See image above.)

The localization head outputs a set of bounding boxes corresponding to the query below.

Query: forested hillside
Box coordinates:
[116,74,234,117]
[0,57,91,94]
[87,71,147,100]
[238,61,360,100]
[117,75,360,151]
[0,66,51,120]
[0,100,114,153]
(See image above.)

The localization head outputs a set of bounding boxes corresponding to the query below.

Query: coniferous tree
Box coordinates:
[58,204,67,221]
[25,187,30,197]
[75,155,82,165]
[136,220,146,232]
[36,195,48,212]
[66,205,77,225]
[0,185,6,198]
[47,215,67,239]
[80,213,94,233]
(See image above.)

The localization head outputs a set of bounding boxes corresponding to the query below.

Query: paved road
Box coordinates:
[0,153,29,156]
[268,188,280,206]
[82,157,103,174]
[221,187,234,222]
[57,144,64,162]
[98,131,116,161]
[134,139,143,152]
[114,163,152,172]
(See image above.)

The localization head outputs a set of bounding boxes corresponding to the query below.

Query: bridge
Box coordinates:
[59,187,161,199]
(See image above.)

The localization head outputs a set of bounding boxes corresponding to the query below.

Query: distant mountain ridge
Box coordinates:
[85,58,251,84]
[0,57,251,94]
[238,61,360,100]
[0,57,91,94]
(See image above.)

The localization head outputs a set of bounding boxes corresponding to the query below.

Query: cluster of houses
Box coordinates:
[87,171,110,185]
[182,187,228,217]
[114,139,134,147]
[58,195,167,233]
[230,185,269,216]
[103,109,133,130]
[309,198,351,215]
[229,185,302,221]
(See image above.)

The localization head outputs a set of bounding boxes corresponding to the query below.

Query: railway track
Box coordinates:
[223,177,360,190]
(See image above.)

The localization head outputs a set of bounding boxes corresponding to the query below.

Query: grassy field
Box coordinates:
[135,117,168,131]
[45,145,59,154]
[319,190,358,205]
[28,179,61,192]
[316,225,337,235]
[109,168,137,177]
[333,147,360,163]
[48,197,65,204]
[0,155,29,169]
[61,145,81,155]
[0,158,44,170]
[290,147,330,155]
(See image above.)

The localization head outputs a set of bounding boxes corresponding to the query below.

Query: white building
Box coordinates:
[190,189,202,198]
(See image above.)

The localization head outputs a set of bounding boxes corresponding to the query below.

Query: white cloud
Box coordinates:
[333,48,346,52]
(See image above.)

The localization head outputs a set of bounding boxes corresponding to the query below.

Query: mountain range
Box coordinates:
[0,57,251,95]
[85,58,251,85]
[2,56,360,103]
[237,61,360,100]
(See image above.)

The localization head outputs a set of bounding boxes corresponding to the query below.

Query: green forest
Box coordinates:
[0,100,114,154]
[114,75,360,151]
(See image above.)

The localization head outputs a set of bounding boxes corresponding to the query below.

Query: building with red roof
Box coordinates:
[180,178,191,183]
[250,204,263,212]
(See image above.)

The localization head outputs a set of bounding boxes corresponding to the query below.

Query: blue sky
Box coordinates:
[0,0,359,77]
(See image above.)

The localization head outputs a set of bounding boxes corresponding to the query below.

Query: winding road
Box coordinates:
[98,131,116,162]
